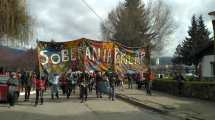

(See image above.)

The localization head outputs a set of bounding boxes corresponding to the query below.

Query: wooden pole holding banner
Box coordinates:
[36,39,40,79]
[112,40,116,73]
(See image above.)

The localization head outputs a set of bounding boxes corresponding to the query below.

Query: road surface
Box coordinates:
[0,92,179,120]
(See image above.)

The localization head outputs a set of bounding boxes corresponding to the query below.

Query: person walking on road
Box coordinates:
[66,73,77,98]
[106,70,116,101]
[145,70,155,96]
[118,73,124,91]
[24,72,32,101]
[88,72,95,93]
[50,73,60,100]
[7,73,19,107]
[95,71,102,98]
[79,72,89,103]
[127,73,133,89]
[175,73,185,96]
[34,76,45,106]
[60,73,67,95]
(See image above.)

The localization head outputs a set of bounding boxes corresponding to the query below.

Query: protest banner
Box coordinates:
[37,38,147,76]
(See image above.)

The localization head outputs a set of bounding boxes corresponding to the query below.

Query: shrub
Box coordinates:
[152,80,215,101]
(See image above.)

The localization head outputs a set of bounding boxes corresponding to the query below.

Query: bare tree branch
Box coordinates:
[0,0,33,47]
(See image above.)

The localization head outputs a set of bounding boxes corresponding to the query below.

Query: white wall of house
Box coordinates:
[201,55,215,78]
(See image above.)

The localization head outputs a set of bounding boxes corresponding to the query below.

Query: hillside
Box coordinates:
[0,46,37,71]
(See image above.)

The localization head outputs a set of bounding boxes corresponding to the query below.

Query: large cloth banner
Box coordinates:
[114,43,148,75]
[37,39,84,75]
[37,38,147,75]
[83,40,114,72]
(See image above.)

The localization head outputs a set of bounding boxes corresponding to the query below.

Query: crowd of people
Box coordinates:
[1,69,155,107]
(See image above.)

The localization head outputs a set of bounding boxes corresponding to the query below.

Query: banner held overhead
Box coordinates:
[37,38,147,76]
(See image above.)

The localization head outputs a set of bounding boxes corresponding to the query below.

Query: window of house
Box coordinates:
[211,62,215,76]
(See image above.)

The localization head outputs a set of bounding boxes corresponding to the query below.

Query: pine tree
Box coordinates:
[174,15,198,66]
[173,15,211,73]
[197,15,211,48]
[102,0,175,54]
[102,0,175,66]
[172,44,182,64]
[112,0,151,47]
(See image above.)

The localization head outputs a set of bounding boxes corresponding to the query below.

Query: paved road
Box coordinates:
[0,92,179,120]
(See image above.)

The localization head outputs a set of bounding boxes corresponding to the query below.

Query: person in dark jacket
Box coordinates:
[88,73,95,93]
[95,71,102,98]
[60,73,67,95]
[106,70,116,101]
[127,73,133,89]
[21,71,27,92]
[175,73,185,95]
[7,73,19,107]
[24,72,32,101]
[79,72,89,103]
[66,73,77,98]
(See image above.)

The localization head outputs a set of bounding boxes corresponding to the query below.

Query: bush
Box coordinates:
[152,80,215,101]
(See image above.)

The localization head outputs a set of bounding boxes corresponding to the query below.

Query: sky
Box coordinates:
[27,0,215,56]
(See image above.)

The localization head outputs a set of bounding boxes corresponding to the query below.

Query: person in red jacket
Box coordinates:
[34,76,45,106]
[145,70,156,96]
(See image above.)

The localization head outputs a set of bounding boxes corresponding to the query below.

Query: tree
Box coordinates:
[101,0,175,53]
[101,0,150,47]
[197,15,211,47]
[172,15,211,73]
[0,0,33,47]
[172,44,183,64]
[147,0,176,53]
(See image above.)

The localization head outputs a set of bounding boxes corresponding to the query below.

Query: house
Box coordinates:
[196,41,214,80]
[151,57,174,78]
[151,57,195,79]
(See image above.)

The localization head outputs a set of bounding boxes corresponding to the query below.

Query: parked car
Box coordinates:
[0,75,20,102]
[184,73,199,80]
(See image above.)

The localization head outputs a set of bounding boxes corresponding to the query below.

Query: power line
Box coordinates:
[80,0,104,22]
[80,0,115,35]
[79,0,146,49]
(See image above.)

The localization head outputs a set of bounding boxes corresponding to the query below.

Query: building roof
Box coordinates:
[209,11,215,16]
